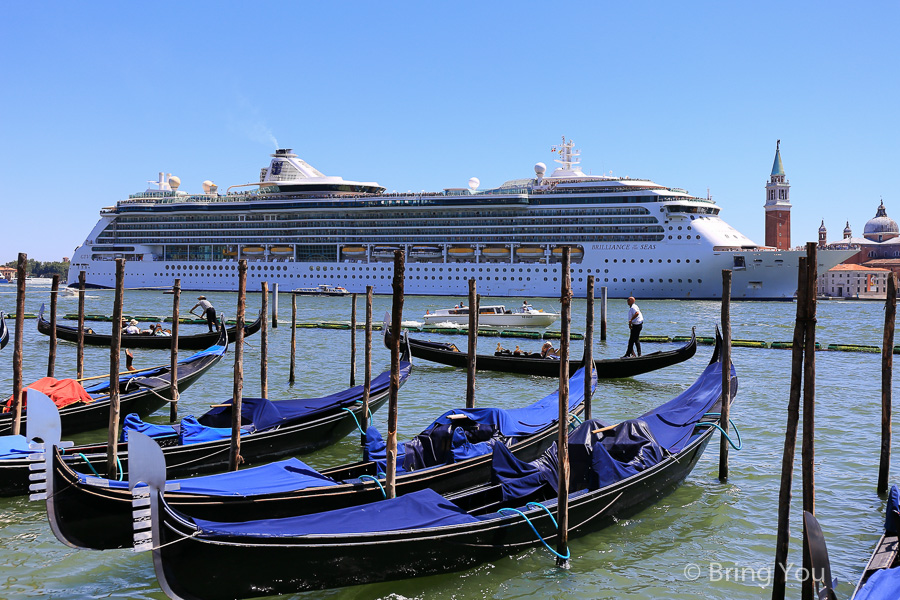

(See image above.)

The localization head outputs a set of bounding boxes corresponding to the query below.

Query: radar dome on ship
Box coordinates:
[534,162,547,176]
[468,177,480,191]
[202,180,218,194]
[168,175,181,191]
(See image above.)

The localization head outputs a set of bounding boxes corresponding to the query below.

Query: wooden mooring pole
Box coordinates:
[878,273,897,494]
[76,271,86,379]
[600,286,608,341]
[272,282,279,328]
[107,258,125,479]
[289,293,297,385]
[801,242,818,600]
[466,279,478,409]
[11,253,26,436]
[350,293,357,386]
[229,260,247,471]
[771,255,809,600]
[583,276,595,420]
[169,279,181,422]
[386,250,405,499]
[718,269,732,482]
[556,247,572,568]
[260,282,268,399]
[362,285,373,446]
[47,275,59,378]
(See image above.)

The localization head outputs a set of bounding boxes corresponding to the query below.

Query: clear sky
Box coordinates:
[1,1,897,262]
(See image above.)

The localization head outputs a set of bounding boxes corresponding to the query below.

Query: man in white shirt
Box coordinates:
[625,296,643,358]
[190,296,217,332]
[124,319,141,335]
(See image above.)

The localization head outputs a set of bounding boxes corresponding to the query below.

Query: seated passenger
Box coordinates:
[513,345,522,356]
[541,341,560,358]
[124,319,141,335]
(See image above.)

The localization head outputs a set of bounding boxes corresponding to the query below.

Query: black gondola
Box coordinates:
[385,322,697,378]
[0,326,227,440]
[803,485,900,600]
[36,304,263,350]
[34,359,592,550]
[2,349,410,500]
[0,311,8,350]
[136,330,733,599]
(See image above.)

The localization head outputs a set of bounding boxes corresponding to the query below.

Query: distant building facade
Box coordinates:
[819,263,890,299]
[764,140,791,250]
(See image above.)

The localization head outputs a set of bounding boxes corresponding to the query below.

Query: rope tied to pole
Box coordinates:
[356,474,386,498]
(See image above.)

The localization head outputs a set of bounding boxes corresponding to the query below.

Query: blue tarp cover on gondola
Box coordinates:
[855,567,900,600]
[491,418,607,501]
[197,362,410,432]
[365,366,594,474]
[84,458,337,496]
[121,413,177,441]
[0,435,31,459]
[854,485,900,600]
[638,357,733,452]
[192,488,478,537]
[885,484,899,535]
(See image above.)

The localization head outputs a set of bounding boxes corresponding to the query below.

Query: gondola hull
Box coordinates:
[4,361,403,499]
[0,328,227,439]
[42,369,571,549]
[385,328,696,378]
[151,423,716,599]
[36,307,263,350]
[44,384,396,549]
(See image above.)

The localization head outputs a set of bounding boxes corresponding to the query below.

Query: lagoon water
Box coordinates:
[0,280,896,599]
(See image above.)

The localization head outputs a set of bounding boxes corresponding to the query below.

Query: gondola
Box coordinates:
[136,330,733,599]
[385,322,697,378]
[34,358,592,550]
[0,326,227,439]
[803,485,900,600]
[0,311,8,350]
[36,304,263,350]
[3,348,410,500]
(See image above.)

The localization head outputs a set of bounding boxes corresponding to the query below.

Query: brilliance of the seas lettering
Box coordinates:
[591,244,657,251]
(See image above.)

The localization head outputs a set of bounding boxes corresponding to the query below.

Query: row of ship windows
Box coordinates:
[153,270,701,286]
[114,207,655,225]
[102,235,667,246]
[161,261,701,274]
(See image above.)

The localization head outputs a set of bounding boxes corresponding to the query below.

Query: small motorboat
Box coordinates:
[423,304,559,328]
[292,284,351,297]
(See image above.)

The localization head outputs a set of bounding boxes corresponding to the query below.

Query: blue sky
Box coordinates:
[1,1,897,262]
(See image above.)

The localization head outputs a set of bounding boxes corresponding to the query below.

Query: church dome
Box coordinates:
[864,201,899,241]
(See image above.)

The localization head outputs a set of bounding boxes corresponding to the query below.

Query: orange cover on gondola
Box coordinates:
[4,377,93,412]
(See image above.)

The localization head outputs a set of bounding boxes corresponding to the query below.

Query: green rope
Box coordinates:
[696,415,743,450]
[570,413,583,425]
[498,503,570,560]
[357,474,386,498]
[341,407,366,436]
[76,453,100,476]
[116,455,124,481]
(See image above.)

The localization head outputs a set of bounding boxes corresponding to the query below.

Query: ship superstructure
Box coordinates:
[68,140,855,299]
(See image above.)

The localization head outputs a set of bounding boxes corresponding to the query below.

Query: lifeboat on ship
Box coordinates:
[515,246,545,261]
[482,246,510,260]
[223,249,238,258]
[270,246,294,256]
[448,246,475,259]
[552,246,584,260]
[241,246,265,256]
[341,246,366,258]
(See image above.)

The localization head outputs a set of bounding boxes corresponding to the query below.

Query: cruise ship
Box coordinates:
[67,139,855,299]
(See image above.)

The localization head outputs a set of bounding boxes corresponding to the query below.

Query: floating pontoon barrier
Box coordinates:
[732,340,768,348]
[827,343,880,353]
[640,336,672,343]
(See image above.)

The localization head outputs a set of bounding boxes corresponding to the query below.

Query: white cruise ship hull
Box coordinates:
[66,245,856,300]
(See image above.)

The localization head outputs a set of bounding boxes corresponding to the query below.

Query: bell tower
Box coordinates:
[818,220,827,248]
[765,140,791,250]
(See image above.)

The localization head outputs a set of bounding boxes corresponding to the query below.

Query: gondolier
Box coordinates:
[191,296,217,333]
[625,296,643,358]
